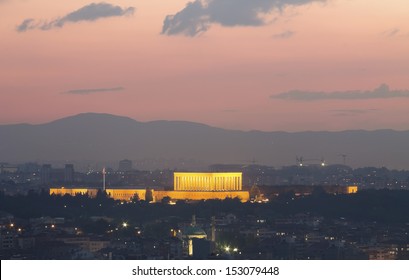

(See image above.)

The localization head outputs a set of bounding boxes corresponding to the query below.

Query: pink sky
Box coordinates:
[1,0,409,131]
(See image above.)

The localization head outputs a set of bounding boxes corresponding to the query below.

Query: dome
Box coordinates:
[182,226,207,239]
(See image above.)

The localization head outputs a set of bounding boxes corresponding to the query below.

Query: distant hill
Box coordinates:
[1,113,408,169]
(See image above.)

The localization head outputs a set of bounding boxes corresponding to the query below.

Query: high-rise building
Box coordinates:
[118,159,133,172]
[41,164,51,185]
[64,164,74,183]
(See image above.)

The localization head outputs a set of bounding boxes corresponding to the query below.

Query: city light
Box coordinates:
[1,154,408,263]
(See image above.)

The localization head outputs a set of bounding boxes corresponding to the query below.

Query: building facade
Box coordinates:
[174,172,242,191]
[64,164,74,183]
[118,159,133,172]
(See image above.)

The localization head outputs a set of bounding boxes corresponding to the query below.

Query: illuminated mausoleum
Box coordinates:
[50,172,250,202]
[174,172,242,191]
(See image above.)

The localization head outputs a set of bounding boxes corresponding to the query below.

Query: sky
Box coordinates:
[1,0,409,132]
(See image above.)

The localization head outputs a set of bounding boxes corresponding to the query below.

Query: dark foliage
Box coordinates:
[1,189,408,226]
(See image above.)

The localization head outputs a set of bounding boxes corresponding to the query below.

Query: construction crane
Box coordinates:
[338,154,347,165]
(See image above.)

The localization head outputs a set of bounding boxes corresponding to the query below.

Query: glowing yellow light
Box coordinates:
[347,186,358,194]
[122,222,128,228]
[174,172,242,192]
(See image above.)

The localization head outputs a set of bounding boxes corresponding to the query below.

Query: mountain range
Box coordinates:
[0,113,408,170]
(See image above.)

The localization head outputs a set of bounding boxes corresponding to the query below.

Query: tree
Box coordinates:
[249,184,261,200]
[131,193,140,203]
[96,189,109,200]
[161,196,171,204]
[145,187,153,202]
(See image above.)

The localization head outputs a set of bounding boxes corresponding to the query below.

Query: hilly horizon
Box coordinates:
[4,112,408,133]
[1,113,408,170]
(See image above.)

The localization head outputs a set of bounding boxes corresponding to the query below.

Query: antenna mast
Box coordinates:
[102,167,106,191]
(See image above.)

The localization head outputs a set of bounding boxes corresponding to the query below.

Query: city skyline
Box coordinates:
[1,0,409,132]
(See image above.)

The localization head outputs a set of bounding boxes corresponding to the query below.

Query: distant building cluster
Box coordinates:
[40,164,75,185]
[2,160,409,196]
[256,185,358,197]
[118,159,132,172]
[2,208,408,260]
[50,169,360,202]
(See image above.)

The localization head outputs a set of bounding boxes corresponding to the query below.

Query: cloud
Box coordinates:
[162,0,326,36]
[16,18,36,32]
[382,28,409,39]
[383,28,400,37]
[62,87,124,95]
[271,84,409,101]
[329,109,379,117]
[272,30,295,39]
[16,2,134,32]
